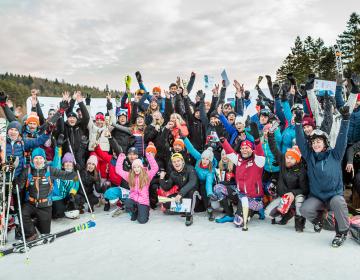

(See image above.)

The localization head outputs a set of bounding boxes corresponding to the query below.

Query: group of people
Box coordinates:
[0,70,359,248]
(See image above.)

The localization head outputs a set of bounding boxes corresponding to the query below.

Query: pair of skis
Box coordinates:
[0,220,96,257]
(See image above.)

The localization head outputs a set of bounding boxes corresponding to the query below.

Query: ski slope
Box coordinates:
[1,207,359,280]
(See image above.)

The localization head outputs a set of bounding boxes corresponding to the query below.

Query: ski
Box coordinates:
[0,117,7,247]
[0,220,96,257]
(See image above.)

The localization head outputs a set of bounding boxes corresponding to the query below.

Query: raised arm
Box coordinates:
[183,137,201,161]
[145,152,159,180]
[115,153,129,181]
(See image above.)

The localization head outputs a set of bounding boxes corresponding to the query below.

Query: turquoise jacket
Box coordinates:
[262,129,282,173]
[184,137,218,196]
[51,147,79,201]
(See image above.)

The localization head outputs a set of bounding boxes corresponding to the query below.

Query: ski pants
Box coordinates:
[22,203,52,238]
[300,195,350,233]
[52,199,67,219]
[125,199,150,224]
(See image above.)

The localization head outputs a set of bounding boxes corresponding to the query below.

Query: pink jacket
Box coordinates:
[115,153,158,206]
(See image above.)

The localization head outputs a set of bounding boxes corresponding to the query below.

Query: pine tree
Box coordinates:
[337,12,360,74]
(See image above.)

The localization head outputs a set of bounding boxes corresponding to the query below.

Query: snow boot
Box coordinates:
[215,215,234,223]
[15,225,22,240]
[26,233,38,242]
[313,220,323,233]
[233,214,243,228]
[207,208,215,221]
[185,215,193,226]
[295,215,306,232]
[104,200,111,212]
[277,209,295,225]
[332,233,347,248]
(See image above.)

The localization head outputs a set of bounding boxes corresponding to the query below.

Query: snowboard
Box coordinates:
[0,220,96,257]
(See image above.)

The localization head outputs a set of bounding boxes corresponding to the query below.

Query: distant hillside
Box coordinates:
[0,72,121,106]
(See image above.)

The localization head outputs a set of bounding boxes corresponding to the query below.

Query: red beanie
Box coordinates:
[241,140,254,150]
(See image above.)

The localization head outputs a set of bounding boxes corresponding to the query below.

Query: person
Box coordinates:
[14,148,77,241]
[294,106,351,247]
[183,137,218,220]
[268,127,308,231]
[76,155,101,213]
[159,153,198,226]
[115,151,159,224]
[220,122,265,231]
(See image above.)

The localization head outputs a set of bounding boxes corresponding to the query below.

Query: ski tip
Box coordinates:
[87,220,96,228]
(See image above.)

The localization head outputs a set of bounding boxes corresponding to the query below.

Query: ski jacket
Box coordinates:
[94,145,122,186]
[221,139,265,198]
[268,133,308,197]
[184,137,217,196]
[262,129,281,173]
[295,120,349,202]
[115,152,158,206]
[160,164,198,197]
[79,169,101,197]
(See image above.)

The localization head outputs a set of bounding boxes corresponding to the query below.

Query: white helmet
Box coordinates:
[64,210,80,219]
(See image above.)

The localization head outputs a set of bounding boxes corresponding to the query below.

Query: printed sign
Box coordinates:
[314,79,336,96]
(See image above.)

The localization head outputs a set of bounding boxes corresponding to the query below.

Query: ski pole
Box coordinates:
[0,170,6,246]
[15,183,30,263]
[67,142,95,220]
[4,157,19,243]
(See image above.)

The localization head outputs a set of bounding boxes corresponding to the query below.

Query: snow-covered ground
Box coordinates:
[1,207,359,280]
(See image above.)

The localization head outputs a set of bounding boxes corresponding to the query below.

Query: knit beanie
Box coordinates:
[241,140,254,150]
[201,147,214,162]
[132,159,143,169]
[32,147,46,159]
[7,121,22,133]
[25,112,40,126]
[145,142,157,155]
[235,115,246,125]
[302,116,315,128]
[87,155,98,166]
[67,112,78,119]
[285,146,301,163]
[173,139,185,149]
[128,147,139,155]
[62,152,75,164]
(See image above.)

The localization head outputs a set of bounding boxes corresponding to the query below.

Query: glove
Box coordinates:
[294,109,303,124]
[135,71,142,83]
[69,193,76,203]
[281,84,289,102]
[59,100,69,115]
[197,90,205,101]
[45,122,56,134]
[265,75,272,85]
[339,106,350,120]
[273,83,280,99]
[299,84,307,99]
[178,130,186,140]
[0,91,7,107]
[304,74,315,91]
[350,78,359,94]
[244,90,250,100]
[125,75,132,89]
[249,122,260,141]
[287,73,296,86]
[106,99,113,111]
[219,136,226,143]
[57,134,65,147]
[85,94,91,105]
[115,94,121,107]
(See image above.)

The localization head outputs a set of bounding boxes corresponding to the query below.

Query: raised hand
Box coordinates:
[176,76,181,87]
[164,90,170,99]
[212,84,219,96]
[125,75,132,90]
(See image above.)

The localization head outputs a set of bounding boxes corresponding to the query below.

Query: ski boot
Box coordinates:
[313,220,323,233]
[15,225,22,241]
[332,233,347,248]
[207,208,215,221]
[295,215,306,232]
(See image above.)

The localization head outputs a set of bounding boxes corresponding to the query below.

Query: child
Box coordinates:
[115,151,158,224]
[268,128,308,232]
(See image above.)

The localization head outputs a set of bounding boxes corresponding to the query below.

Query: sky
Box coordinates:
[0,0,359,93]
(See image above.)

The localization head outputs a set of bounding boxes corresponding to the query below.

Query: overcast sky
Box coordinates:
[0,0,359,93]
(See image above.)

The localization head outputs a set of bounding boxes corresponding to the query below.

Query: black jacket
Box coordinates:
[268,133,308,197]
[160,164,198,197]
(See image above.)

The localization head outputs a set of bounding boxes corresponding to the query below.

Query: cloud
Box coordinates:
[0,0,357,93]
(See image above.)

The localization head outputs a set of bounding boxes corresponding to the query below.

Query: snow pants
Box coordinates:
[300,195,350,233]
[22,203,52,238]
[125,199,150,224]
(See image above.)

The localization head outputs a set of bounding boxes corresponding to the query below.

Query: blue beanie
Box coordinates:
[7,121,22,133]
[32,147,46,159]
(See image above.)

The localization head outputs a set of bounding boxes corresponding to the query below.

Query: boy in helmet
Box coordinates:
[294,106,350,247]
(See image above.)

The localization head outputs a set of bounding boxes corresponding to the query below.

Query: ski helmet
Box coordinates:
[310,129,329,147]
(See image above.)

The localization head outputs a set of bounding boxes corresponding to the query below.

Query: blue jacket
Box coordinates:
[219,114,254,145]
[6,133,50,177]
[280,100,296,153]
[295,120,349,201]
[184,137,218,196]
[262,129,281,173]
[51,147,79,201]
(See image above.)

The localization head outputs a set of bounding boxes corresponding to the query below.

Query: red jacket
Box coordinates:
[222,139,265,198]
[94,146,122,186]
